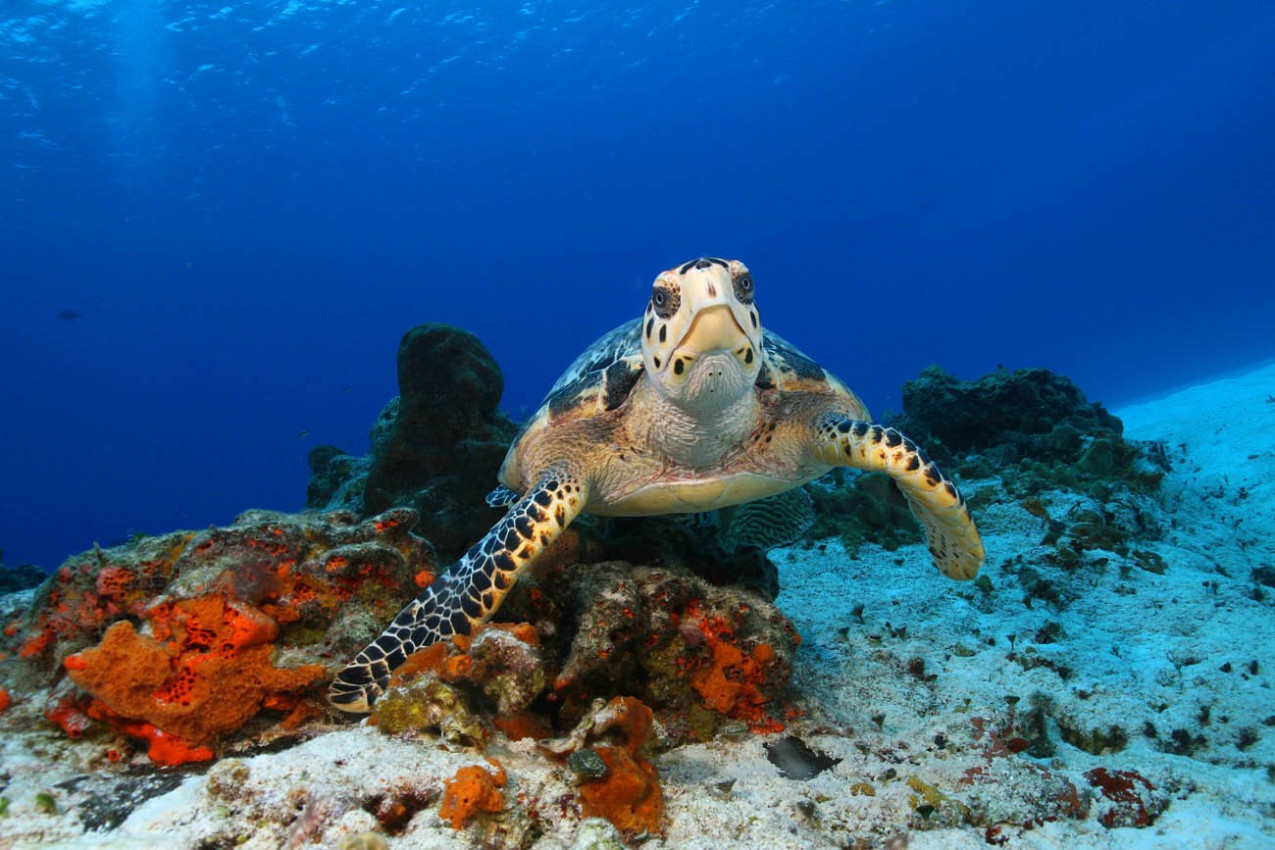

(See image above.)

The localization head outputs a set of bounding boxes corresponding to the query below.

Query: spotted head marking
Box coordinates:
[640,257,763,410]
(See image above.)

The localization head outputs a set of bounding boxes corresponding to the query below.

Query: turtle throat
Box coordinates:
[630,366,760,470]
[672,352,754,414]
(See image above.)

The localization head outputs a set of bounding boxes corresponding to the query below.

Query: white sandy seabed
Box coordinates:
[1,363,1274,849]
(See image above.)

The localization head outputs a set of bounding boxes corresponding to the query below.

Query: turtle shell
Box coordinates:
[757,330,868,416]
[538,318,647,427]
[507,320,866,456]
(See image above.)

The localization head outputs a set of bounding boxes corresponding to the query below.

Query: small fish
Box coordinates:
[58,309,83,321]
[297,430,311,439]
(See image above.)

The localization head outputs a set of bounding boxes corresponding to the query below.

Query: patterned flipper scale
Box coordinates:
[329,471,587,713]
[814,414,984,580]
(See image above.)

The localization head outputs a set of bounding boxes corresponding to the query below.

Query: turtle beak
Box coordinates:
[679,305,747,355]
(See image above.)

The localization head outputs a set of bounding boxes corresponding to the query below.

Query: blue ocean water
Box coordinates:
[1,0,1273,571]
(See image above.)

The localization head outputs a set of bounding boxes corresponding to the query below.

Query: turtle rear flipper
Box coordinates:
[329,470,588,713]
[719,487,816,552]
[814,414,983,580]
[485,485,520,508]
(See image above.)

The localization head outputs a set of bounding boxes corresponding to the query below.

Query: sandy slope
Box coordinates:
[1,363,1273,849]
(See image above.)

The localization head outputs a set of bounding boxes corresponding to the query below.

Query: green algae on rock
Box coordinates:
[372,674,485,744]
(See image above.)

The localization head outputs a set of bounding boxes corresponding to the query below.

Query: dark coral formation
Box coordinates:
[305,444,356,508]
[0,553,48,595]
[886,366,1170,579]
[573,514,784,600]
[888,366,1166,497]
[892,365,1122,457]
[0,508,432,764]
[307,324,519,562]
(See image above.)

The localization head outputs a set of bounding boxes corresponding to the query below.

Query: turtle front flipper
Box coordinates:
[813,414,984,580]
[329,470,589,713]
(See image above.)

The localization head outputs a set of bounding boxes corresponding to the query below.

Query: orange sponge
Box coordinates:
[578,744,664,838]
[64,594,324,753]
[439,761,506,829]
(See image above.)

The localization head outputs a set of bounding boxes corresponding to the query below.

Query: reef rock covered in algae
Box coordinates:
[368,559,800,751]
[0,508,431,765]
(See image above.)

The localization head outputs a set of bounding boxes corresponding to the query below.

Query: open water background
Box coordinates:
[2,0,1273,568]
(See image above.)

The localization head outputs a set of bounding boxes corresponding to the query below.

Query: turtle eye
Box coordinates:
[738,275,753,293]
[650,283,680,318]
[733,273,755,305]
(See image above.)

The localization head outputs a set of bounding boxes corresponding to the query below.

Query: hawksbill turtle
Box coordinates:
[330,257,984,712]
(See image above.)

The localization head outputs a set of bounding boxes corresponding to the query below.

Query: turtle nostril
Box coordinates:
[694,258,713,270]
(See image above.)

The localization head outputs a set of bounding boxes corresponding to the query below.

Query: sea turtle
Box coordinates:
[330,257,984,712]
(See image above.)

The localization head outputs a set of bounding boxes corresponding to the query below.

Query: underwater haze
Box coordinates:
[2,0,1274,570]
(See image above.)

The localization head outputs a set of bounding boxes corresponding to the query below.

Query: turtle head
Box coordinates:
[640,257,763,410]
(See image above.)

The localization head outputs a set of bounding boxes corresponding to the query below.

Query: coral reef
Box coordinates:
[352,556,792,842]
[364,557,798,751]
[307,324,519,561]
[0,334,1270,846]
[0,507,430,763]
